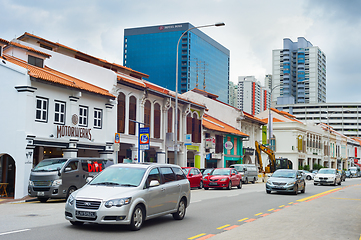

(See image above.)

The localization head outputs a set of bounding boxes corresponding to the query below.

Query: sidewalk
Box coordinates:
[0,195,37,204]
[209,183,361,240]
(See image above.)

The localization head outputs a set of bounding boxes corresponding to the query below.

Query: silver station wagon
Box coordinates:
[65,163,191,230]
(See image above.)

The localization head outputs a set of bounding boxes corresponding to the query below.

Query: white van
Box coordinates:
[230,164,258,184]
[28,157,113,202]
[349,166,361,177]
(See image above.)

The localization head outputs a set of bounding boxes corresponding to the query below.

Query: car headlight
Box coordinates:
[52,179,62,186]
[67,194,75,206]
[329,177,334,180]
[105,197,132,208]
[220,178,227,181]
[29,180,34,186]
[286,181,296,186]
[266,180,272,185]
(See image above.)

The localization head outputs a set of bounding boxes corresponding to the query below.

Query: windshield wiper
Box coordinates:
[119,184,137,187]
[92,182,120,186]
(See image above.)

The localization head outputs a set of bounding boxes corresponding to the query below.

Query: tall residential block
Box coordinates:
[237,76,270,115]
[272,37,326,106]
[123,23,230,103]
[228,81,238,108]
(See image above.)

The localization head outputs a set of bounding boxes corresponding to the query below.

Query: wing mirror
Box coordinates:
[86,176,93,183]
[149,180,160,187]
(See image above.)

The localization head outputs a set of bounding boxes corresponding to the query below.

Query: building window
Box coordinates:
[35,97,48,122]
[154,103,161,138]
[94,108,102,129]
[117,93,126,133]
[28,55,44,68]
[54,101,66,124]
[129,96,136,135]
[79,106,88,127]
[144,100,151,129]
[167,107,173,133]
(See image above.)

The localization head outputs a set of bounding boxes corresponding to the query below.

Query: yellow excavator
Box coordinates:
[255,141,292,174]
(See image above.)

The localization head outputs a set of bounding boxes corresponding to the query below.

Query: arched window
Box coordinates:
[129,96,136,135]
[177,108,180,141]
[167,107,173,133]
[117,93,125,133]
[187,113,192,134]
[144,100,151,129]
[192,112,201,143]
[154,103,161,138]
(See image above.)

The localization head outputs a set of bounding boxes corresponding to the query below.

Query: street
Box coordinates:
[0,178,360,240]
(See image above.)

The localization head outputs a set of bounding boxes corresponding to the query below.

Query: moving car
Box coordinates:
[65,163,190,230]
[29,158,113,202]
[203,168,242,190]
[230,164,258,184]
[349,166,361,177]
[313,168,341,186]
[266,169,305,195]
[299,170,315,180]
[182,167,203,189]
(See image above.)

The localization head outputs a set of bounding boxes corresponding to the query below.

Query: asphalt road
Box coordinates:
[0,178,360,240]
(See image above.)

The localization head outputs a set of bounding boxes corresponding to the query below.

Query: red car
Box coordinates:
[182,167,203,189]
[203,168,242,190]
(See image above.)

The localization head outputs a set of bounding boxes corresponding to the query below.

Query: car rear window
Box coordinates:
[160,167,176,183]
[173,167,187,180]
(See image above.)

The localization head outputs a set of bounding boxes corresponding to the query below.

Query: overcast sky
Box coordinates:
[1,0,360,103]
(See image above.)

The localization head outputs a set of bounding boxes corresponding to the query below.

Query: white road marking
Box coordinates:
[0,229,31,236]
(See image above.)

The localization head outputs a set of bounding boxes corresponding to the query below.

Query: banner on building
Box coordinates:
[262,126,267,145]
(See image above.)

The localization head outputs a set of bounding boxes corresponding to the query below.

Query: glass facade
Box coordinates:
[124,23,230,103]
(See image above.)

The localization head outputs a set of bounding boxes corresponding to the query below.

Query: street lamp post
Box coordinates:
[174,22,225,165]
[268,85,280,150]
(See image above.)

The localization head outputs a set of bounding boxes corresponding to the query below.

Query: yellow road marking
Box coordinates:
[330,197,361,201]
[268,208,274,211]
[279,205,285,207]
[217,224,230,229]
[288,202,293,204]
[297,188,341,202]
[255,212,263,216]
[188,233,206,239]
[238,218,248,222]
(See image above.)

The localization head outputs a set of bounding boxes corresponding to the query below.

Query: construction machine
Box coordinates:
[255,141,292,174]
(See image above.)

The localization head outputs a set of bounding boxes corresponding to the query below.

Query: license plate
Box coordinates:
[209,182,218,186]
[37,192,45,196]
[76,210,96,218]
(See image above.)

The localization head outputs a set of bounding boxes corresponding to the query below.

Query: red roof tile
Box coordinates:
[203,114,249,137]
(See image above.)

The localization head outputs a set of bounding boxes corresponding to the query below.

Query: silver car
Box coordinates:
[313,168,341,186]
[65,163,190,230]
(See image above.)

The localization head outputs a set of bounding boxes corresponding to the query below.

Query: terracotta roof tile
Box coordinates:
[0,38,9,44]
[5,54,115,98]
[203,113,249,137]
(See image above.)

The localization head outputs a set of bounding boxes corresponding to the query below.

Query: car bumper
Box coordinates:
[204,181,229,188]
[266,184,296,193]
[28,185,67,199]
[65,200,132,225]
[314,180,335,185]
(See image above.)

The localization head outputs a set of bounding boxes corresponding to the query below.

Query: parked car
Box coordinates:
[266,169,306,195]
[314,168,341,186]
[203,168,242,190]
[182,167,203,189]
[200,168,214,176]
[230,164,258,184]
[299,170,315,180]
[345,170,352,178]
[349,166,361,177]
[65,163,190,231]
[338,170,346,182]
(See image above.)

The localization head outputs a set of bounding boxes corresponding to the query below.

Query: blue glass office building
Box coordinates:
[123,23,230,103]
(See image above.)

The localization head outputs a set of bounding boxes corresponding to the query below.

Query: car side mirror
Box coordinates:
[57,167,61,176]
[86,176,93,183]
[244,168,247,171]
[267,174,271,177]
[65,167,72,172]
[207,173,210,175]
[149,180,160,187]
[232,173,235,176]
[189,173,193,177]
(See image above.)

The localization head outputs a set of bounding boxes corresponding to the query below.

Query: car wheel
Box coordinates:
[227,181,232,190]
[338,180,341,185]
[66,186,77,199]
[198,181,203,189]
[306,175,311,180]
[37,197,49,203]
[173,198,186,220]
[333,180,337,186]
[204,187,209,190]
[70,221,84,226]
[237,180,242,189]
[314,183,318,186]
[251,178,256,184]
[266,190,271,194]
[293,185,298,195]
[301,183,305,193]
[129,205,144,231]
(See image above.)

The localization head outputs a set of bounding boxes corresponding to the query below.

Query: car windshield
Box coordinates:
[272,171,296,178]
[182,168,190,175]
[33,159,68,172]
[90,166,147,187]
[318,169,336,174]
[203,169,213,175]
[232,166,244,172]
[211,169,230,176]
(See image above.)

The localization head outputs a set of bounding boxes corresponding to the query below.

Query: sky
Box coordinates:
[1,0,360,103]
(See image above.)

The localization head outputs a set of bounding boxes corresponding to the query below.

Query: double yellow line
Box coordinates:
[297,188,342,202]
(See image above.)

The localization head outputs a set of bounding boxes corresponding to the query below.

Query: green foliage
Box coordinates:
[303,165,310,171]
[313,163,324,170]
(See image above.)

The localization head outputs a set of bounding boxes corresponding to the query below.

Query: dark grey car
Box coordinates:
[266,169,305,195]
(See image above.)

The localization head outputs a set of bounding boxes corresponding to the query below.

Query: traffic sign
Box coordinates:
[114,133,121,143]
[139,127,150,146]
